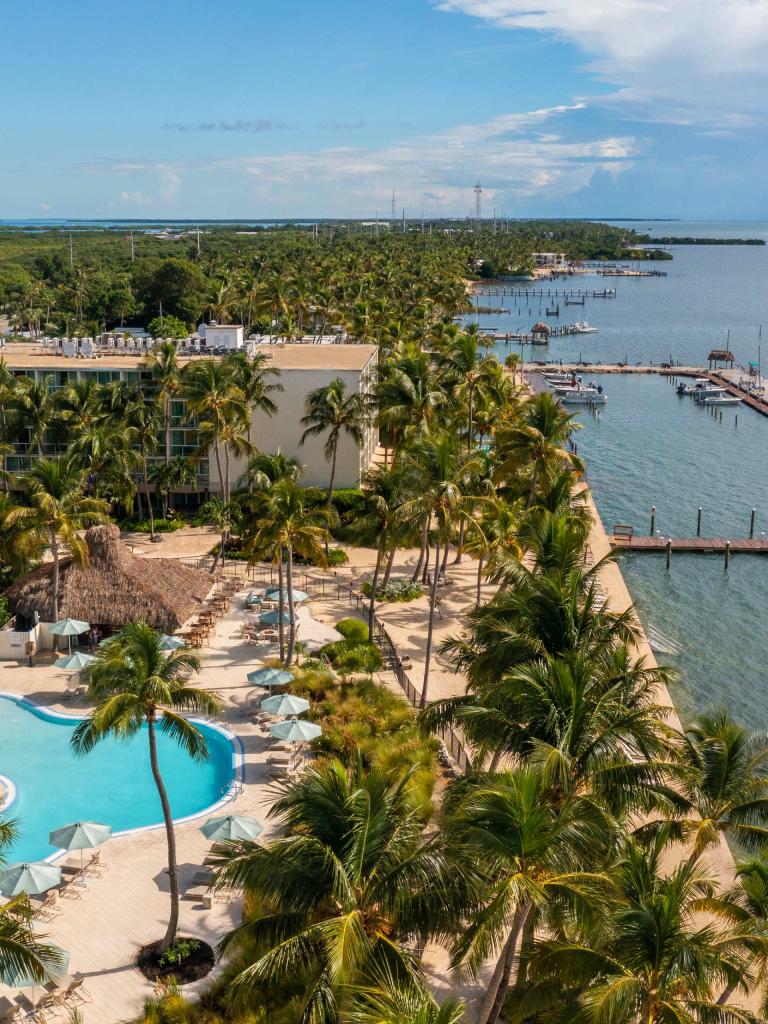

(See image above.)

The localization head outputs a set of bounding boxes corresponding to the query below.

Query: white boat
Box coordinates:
[561,389,607,405]
[572,322,598,334]
[543,372,579,384]
[702,393,742,406]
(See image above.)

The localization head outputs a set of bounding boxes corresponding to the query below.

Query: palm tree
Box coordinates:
[448,766,614,1024]
[346,972,465,1024]
[237,449,303,493]
[0,818,67,986]
[72,621,221,952]
[0,358,18,489]
[513,833,762,1024]
[214,760,472,1022]
[149,456,196,521]
[0,492,41,583]
[224,349,283,456]
[244,479,330,665]
[16,375,59,456]
[300,377,369,513]
[198,497,241,574]
[646,711,768,865]
[376,352,447,457]
[22,458,108,621]
[398,436,485,707]
[495,391,583,508]
[145,340,181,466]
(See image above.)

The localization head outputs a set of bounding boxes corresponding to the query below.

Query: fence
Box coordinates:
[183,554,474,772]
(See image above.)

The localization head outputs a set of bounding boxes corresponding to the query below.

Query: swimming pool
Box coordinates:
[0,695,239,863]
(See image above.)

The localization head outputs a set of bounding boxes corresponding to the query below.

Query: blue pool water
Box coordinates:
[0,696,235,862]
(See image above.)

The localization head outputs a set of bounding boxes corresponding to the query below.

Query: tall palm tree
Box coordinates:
[224,349,283,454]
[376,352,447,457]
[22,458,108,621]
[513,833,762,1024]
[16,375,59,456]
[149,455,196,521]
[448,766,614,1024]
[237,449,303,493]
[72,621,221,952]
[145,340,181,466]
[214,760,472,1022]
[0,358,18,490]
[300,377,369,513]
[495,391,583,508]
[398,436,485,707]
[198,496,241,574]
[244,479,330,665]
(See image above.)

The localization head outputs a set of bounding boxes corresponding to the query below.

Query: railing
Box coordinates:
[181,555,474,772]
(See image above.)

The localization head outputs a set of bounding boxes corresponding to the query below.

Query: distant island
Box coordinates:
[645,236,766,245]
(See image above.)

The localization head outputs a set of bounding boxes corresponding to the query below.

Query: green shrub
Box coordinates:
[294,546,348,567]
[119,517,185,534]
[335,617,369,642]
[361,579,424,603]
[0,597,10,629]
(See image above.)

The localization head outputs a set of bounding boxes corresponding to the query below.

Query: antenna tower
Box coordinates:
[474,181,482,225]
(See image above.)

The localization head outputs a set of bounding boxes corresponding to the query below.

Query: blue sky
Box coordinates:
[2,0,767,218]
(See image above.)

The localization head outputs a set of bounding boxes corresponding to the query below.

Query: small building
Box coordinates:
[707,349,735,370]
[5,524,212,635]
[532,252,568,270]
[531,322,552,343]
[204,324,244,350]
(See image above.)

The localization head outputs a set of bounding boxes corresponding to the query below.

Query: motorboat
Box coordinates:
[702,393,742,406]
[543,373,579,385]
[571,322,599,334]
[561,388,607,405]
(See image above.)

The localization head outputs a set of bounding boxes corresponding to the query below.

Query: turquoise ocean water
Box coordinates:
[0,697,234,862]
[465,221,768,732]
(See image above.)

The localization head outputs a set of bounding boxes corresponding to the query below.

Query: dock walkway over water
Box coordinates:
[612,536,768,554]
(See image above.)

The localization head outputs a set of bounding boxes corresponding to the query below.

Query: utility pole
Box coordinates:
[474,181,482,228]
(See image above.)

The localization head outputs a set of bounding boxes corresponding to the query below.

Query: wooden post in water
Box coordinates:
[650,507,656,535]
[696,507,702,538]
[724,540,731,570]
[665,539,672,570]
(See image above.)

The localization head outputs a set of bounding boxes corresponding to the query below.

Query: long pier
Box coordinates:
[474,287,616,299]
[612,536,768,554]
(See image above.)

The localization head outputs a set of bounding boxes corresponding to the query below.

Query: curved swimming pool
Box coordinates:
[0,695,238,863]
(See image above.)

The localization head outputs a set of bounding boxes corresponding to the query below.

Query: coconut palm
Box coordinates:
[224,349,283,453]
[198,497,241,574]
[145,340,181,466]
[376,352,448,456]
[346,971,465,1024]
[16,375,59,456]
[214,760,473,1022]
[300,377,370,513]
[448,766,614,1024]
[398,436,486,707]
[21,458,108,620]
[495,391,583,508]
[243,479,330,665]
[513,833,762,1024]
[0,358,18,489]
[72,621,221,952]
[237,449,303,493]
[149,455,196,521]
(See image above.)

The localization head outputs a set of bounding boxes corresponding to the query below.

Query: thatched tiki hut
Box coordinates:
[6,524,212,633]
[531,322,551,344]
[707,349,735,370]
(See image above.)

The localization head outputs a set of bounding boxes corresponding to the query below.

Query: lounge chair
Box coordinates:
[62,976,92,1007]
[182,885,212,909]
[84,851,104,877]
[32,891,59,922]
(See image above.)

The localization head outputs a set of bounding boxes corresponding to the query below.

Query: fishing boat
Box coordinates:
[702,393,742,406]
[571,322,599,334]
[561,388,607,405]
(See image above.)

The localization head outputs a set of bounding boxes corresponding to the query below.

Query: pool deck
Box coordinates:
[0,541,497,1023]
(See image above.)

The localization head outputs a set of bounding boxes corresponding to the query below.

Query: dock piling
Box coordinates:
[650,507,656,535]
[696,507,702,538]
[724,541,731,571]
[750,509,756,540]
[665,539,672,570]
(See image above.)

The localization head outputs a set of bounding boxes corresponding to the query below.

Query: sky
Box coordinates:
[2,0,768,219]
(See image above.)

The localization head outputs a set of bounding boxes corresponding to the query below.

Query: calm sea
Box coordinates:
[465,221,768,732]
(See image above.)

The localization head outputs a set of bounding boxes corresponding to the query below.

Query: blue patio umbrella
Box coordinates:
[246,667,294,688]
[200,814,263,842]
[265,587,310,604]
[54,651,96,672]
[158,634,185,650]
[259,608,292,626]
[49,821,112,870]
[49,618,90,654]
[270,719,322,744]
[0,862,62,897]
[261,693,310,717]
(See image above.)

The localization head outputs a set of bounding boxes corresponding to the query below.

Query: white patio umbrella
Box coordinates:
[270,719,322,744]
[49,618,90,654]
[261,693,310,717]
[200,814,263,843]
[247,667,294,688]
[158,634,185,650]
[54,651,96,672]
[265,586,310,604]
[0,861,62,897]
[49,820,112,870]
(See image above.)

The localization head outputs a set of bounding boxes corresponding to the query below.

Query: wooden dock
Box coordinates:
[611,536,768,554]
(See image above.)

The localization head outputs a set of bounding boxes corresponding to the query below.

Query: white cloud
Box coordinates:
[435,0,768,128]
[80,104,638,214]
[118,190,152,207]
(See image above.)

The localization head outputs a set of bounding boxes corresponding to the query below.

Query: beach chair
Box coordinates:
[58,874,84,899]
[32,891,59,922]
[181,885,212,909]
[62,976,91,1007]
[84,851,104,877]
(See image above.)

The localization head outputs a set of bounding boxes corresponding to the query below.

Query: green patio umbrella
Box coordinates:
[0,943,69,990]
[0,862,62,897]
[49,618,90,654]
[246,667,294,688]
[270,719,322,744]
[200,814,263,843]
[54,651,96,671]
[261,693,310,716]
[49,820,112,870]
[158,634,185,650]
[259,608,292,626]
[265,586,310,603]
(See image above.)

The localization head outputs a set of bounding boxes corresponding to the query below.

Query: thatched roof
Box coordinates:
[531,321,551,336]
[6,524,212,631]
[708,349,734,362]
